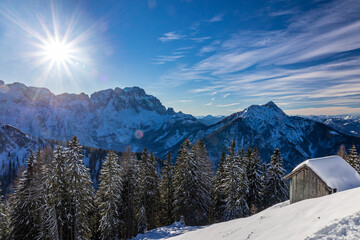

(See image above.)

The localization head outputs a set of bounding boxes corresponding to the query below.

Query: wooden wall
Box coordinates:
[289,167,331,204]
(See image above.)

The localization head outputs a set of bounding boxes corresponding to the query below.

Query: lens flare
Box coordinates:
[135,130,144,139]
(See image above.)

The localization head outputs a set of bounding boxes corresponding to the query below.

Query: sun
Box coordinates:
[43,40,71,63]
[1,1,97,83]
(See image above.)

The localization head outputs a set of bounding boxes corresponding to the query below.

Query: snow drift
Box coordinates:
[136,187,360,240]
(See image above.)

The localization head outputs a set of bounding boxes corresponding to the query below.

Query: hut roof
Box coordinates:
[285,155,360,192]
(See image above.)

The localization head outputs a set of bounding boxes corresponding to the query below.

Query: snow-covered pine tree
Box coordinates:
[159,152,175,226]
[10,150,42,239]
[260,162,267,210]
[213,150,227,222]
[244,147,252,172]
[173,139,212,226]
[0,182,10,239]
[264,148,288,207]
[43,145,67,240]
[193,140,213,223]
[138,148,160,230]
[337,144,348,160]
[347,145,360,173]
[31,148,49,239]
[96,151,123,240]
[66,136,94,240]
[120,151,140,238]
[246,146,264,214]
[222,141,249,220]
[137,205,148,234]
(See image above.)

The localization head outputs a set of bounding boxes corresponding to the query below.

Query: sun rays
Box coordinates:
[0,1,99,89]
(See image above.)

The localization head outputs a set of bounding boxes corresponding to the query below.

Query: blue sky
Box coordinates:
[0,0,360,116]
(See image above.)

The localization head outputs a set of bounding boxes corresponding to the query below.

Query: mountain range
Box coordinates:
[0,80,359,173]
[305,115,360,138]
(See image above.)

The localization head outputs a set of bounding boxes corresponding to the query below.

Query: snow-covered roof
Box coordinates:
[289,155,360,192]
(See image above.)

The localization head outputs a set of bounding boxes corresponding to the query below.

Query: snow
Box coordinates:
[131,222,201,240]
[292,155,360,191]
[136,187,360,240]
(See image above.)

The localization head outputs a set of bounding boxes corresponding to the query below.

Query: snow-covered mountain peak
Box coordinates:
[90,86,169,114]
[238,101,286,125]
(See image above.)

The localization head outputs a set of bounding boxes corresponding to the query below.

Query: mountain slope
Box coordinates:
[196,115,226,126]
[202,102,360,170]
[0,81,205,155]
[0,123,44,171]
[137,187,360,240]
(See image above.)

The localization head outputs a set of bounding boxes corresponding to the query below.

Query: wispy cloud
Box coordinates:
[199,40,221,54]
[205,102,212,106]
[224,93,230,98]
[190,36,211,42]
[159,31,210,43]
[161,0,360,113]
[179,99,193,103]
[216,103,241,107]
[208,14,224,23]
[159,31,186,42]
[153,54,185,64]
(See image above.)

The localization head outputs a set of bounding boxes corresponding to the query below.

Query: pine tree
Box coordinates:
[246,146,264,214]
[337,144,348,160]
[43,145,67,240]
[120,151,140,238]
[96,151,123,240]
[222,141,249,220]
[31,148,48,239]
[244,147,252,172]
[213,150,227,222]
[66,136,94,240]
[347,145,360,173]
[193,140,213,223]
[137,205,148,234]
[10,150,42,239]
[173,139,213,226]
[264,148,288,207]
[138,149,160,230]
[0,182,10,240]
[159,152,175,226]
[260,162,267,210]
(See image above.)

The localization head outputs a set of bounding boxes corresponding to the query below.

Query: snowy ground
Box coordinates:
[131,222,202,240]
[134,187,360,240]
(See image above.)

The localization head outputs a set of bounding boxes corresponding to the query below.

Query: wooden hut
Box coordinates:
[284,155,360,204]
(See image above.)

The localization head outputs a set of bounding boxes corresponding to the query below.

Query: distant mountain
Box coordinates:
[199,102,360,171]
[0,122,44,172]
[0,81,206,156]
[0,81,359,172]
[196,115,226,126]
[305,115,360,138]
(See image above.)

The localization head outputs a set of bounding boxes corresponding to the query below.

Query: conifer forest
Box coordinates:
[0,136,289,240]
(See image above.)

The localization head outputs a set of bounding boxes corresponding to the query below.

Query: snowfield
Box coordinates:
[135,187,360,240]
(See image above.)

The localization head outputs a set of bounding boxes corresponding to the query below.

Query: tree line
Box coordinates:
[0,136,288,240]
